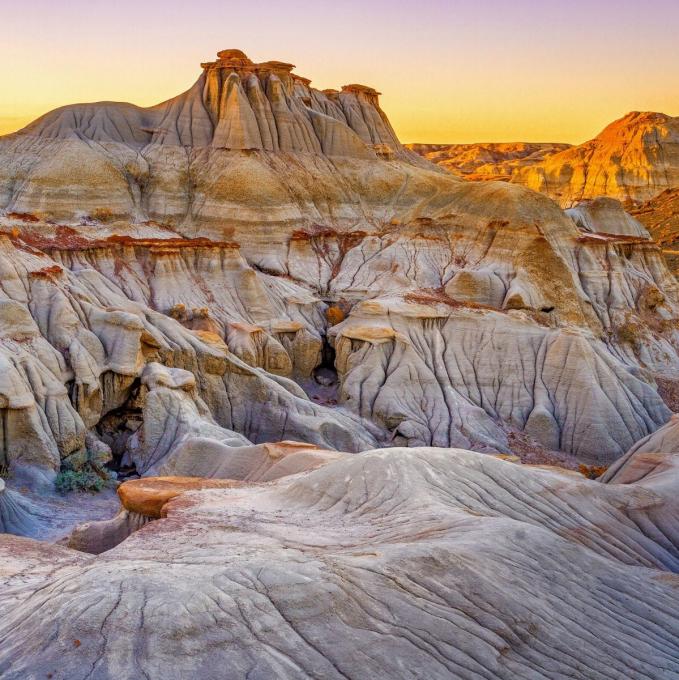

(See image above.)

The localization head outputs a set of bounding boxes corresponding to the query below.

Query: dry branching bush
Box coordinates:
[578,464,608,480]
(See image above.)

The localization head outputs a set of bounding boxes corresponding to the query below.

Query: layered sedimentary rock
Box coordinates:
[512,111,679,206]
[0,49,678,482]
[3,46,679,680]
[0,49,437,230]
[405,141,571,181]
[0,231,378,490]
[2,447,679,678]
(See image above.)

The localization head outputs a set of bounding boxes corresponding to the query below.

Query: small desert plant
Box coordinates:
[91,207,114,222]
[578,464,608,480]
[55,469,107,494]
[616,320,642,346]
[326,304,345,326]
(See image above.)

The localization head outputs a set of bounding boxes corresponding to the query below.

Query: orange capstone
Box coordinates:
[117,477,244,518]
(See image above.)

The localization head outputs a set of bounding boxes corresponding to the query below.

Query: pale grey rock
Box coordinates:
[126,362,363,477]
[567,197,651,238]
[1,448,679,678]
[0,236,379,485]
[331,298,670,461]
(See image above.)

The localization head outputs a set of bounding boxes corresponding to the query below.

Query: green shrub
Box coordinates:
[55,469,106,494]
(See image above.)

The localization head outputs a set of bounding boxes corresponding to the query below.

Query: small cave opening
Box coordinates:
[313,336,338,387]
[96,406,142,480]
[304,334,340,407]
[540,306,555,313]
[94,381,145,480]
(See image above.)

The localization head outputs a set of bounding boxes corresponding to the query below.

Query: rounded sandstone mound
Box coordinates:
[1,448,679,678]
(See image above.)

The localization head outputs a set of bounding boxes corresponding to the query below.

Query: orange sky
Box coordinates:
[2,0,678,144]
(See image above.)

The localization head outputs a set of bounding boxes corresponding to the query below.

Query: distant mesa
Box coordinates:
[406,141,572,182]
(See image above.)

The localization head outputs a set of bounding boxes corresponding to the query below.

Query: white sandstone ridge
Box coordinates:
[566,196,651,238]
[329,297,670,459]
[2,447,679,678]
[2,184,679,464]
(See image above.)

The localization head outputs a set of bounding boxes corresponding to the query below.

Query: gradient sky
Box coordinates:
[2,0,678,144]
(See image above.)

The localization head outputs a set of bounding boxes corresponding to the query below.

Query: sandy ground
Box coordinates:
[6,482,121,544]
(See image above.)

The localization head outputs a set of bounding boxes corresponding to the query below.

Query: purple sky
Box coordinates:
[2,0,678,142]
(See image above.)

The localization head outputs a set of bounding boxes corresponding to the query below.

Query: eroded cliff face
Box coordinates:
[0,49,678,488]
[0,49,443,230]
[1,187,678,469]
[0,230,380,492]
[511,112,679,206]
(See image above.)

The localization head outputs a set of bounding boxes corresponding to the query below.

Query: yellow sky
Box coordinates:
[2,1,679,145]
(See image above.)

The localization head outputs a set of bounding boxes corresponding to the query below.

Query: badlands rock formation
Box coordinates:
[2,447,679,678]
[405,142,571,181]
[0,48,437,231]
[512,111,679,206]
[0,51,677,485]
[0,229,377,491]
[2,47,679,679]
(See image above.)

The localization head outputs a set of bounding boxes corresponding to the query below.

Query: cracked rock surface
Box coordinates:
[2,447,679,679]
